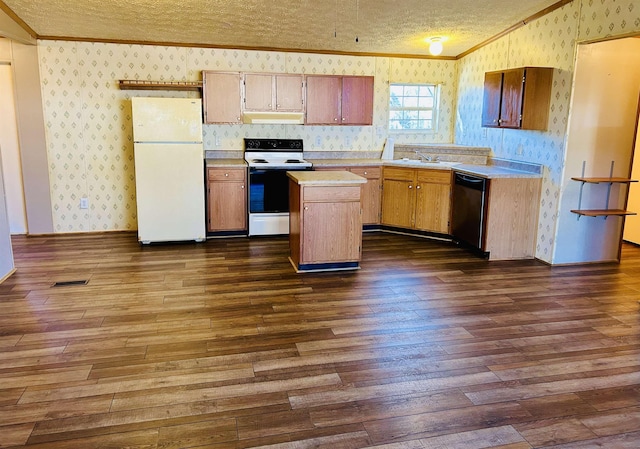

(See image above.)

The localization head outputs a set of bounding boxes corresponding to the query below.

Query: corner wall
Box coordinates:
[554,38,640,263]
[454,0,640,264]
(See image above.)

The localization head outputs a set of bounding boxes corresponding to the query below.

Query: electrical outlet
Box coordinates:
[482,128,488,138]
[215,135,221,147]
[80,198,89,209]
[315,136,322,147]
[344,136,351,147]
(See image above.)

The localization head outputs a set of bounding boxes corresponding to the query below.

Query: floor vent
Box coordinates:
[52,280,89,287]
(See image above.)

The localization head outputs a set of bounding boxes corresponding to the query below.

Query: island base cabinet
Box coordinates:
[302,201,362,262]
[289,180,363,272]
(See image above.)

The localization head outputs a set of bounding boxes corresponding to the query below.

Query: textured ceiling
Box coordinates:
[1,0,563,57]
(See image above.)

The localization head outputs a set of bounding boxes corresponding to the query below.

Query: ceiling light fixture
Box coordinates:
[428,37,444,56]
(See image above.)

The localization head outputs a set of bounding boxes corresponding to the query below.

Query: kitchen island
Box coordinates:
[287,171,367,272]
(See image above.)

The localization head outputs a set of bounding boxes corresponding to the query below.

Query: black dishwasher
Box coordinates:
[451,172,488,250]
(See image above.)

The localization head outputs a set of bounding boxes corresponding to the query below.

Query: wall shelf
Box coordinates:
[118,80,202,91]
[570,209,636,218]
[571,162,637,219]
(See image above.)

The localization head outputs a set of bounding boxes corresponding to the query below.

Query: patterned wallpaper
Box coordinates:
[37,42,458,232]
[36,0,640,258]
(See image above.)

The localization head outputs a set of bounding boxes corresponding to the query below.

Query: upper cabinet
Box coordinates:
[481,67,553,130]
[203,71,242,124]
[306,75,374,125]
[201,71,374,125]
[244,74,304,112]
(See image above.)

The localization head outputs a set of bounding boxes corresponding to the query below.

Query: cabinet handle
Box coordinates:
[304,206,308,210]
[241,185,244,189]
[342,117,346,121]
[269,103,272,107]
[364,171,368,175]
[334,118,338,121]
[276,104,280,108]
[225,173,229,177]
[409,185,413,189]
[416,185,421,189]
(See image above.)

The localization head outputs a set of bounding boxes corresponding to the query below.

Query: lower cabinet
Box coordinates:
[289,174,364,271]
[484,177,541,260]
[207,167,247,232]
[315,166,381,225]
[381,167,451,234]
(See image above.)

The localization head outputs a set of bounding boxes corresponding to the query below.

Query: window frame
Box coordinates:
[388,82,441,133]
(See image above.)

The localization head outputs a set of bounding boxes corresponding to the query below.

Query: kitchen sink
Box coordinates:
[387,159,461,167]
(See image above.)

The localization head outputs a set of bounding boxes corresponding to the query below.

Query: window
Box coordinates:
[389,83,439,131]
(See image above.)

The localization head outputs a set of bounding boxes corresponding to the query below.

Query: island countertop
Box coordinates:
[287,170,367,185]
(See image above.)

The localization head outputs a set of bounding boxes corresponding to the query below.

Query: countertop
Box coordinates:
[205,158,541,179]
[452,164,541,179]
[308,158,385,167]
[205,158,247,168]
[287,170,367,185]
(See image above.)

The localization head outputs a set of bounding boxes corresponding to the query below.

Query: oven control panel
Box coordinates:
[244,139,303,151]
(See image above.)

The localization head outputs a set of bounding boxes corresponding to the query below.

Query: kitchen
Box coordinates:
[0,1,639,278]
[1,1,640,448]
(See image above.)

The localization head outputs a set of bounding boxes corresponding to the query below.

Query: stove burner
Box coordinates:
[252,159,269,164]
[285,159,302,164]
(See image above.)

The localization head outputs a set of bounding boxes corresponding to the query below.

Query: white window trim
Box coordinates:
[388,83,441,134]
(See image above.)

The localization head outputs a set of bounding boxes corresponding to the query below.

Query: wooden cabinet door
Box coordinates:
[499,68,525,128]
[275,75,303,111]
[481,71,503,128]
[305,76,341,124]
[207,168,247,232]
[203,72,242,124]
[244,74,273,111]
[414,169,451,233]
[382,167,415,228]
[302,201,361,263]
[351,167,381,225]
[341,76,374,125]
[415,183,451,233]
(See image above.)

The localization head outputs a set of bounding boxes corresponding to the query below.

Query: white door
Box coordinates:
[132,97,203,143]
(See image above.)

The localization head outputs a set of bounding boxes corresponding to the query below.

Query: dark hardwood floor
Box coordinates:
[1,232,639,448]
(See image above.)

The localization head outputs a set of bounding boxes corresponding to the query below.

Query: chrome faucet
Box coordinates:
[415,151,432,162]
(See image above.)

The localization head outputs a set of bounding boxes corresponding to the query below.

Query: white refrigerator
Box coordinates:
[132,97,206,244]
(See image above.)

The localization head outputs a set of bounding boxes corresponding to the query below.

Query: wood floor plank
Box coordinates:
[2,233,640,448]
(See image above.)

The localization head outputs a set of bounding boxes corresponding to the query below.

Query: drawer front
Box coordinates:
[303,185,361,202]
[417,169,451,184]
[208,168,246,181]
[382,167,415,181]
[350,166,381,179]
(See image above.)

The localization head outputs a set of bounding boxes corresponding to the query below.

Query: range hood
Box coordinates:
[242,111,305,125]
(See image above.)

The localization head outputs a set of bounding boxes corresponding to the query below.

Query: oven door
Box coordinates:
[249,169,289,214]
[248,167,311,235]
